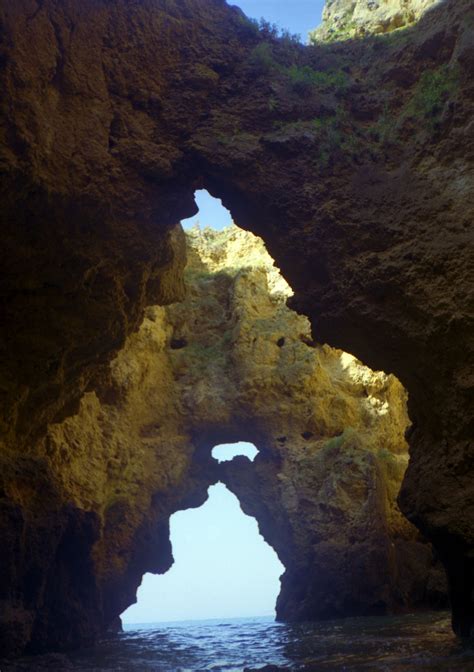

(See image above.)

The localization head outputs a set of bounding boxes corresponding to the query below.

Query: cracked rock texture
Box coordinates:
[0,0,473,652]
[311,0,442,42]
[3,226,443,653]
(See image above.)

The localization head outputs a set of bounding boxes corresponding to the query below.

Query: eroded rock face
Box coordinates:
[1,226,443,653]
[0,0,473,648]
[311,0,442,42]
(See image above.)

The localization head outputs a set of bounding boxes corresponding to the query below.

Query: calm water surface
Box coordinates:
[69,612,474,671]
[4,612,474,671]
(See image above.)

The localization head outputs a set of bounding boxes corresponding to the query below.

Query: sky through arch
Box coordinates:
[121,474,283,624]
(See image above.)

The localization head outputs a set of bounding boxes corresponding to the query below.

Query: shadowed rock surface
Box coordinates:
[0,0,472,653]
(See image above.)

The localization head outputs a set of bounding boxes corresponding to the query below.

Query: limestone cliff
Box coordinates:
[1,226,443,653]
[311,0,442,42]
[0,0,473,650]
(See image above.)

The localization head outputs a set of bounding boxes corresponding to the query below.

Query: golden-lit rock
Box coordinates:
[311,0,442,42]
[15,226,442,651]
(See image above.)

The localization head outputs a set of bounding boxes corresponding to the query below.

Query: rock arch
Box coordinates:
[35,227,444,649]
[0,0,472,653]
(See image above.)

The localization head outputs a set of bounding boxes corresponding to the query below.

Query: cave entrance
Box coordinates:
[212,441,258,462]
[121,451,283,624]
[182,189,233,231]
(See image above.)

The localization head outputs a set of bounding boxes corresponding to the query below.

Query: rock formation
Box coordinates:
[0,0,472,652]
[2,225,442,653]
[311,0,442,42]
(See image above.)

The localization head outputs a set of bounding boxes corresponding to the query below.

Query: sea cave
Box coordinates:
[0,0,473,670]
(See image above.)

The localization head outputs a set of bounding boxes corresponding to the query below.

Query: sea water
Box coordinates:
[3,612,474,671]
[67,611,474,671]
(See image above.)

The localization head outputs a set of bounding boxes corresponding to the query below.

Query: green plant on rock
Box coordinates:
[324,427,357,452]
[279,27,302,45]
[378,447,396,463]
[405,64,459,123]
[271,108,357,168]
[308,20,359,45]
[370,101,393,145]
[268,96,279,112]
[235,13,260,36]
[249,42,278,74]
[285,64,349,94]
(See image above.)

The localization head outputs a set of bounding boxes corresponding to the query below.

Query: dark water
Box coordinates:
[4,612,474,671]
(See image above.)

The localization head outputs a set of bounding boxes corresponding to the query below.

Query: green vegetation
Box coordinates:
[377,447,396,463]
[368,65,459,146]
[236,14,300,43]
[248,43,349,98]
[285,64,349,93]
[405,64,459,122]
[249,42,278,73]
[185,268,214,283]
[257,18,301,43]
[324,428,357,452]
[268,96,278,112]
[370,101,393,145]
[235,13,260,36]
[271,107,358,167]
[309,20,359,45]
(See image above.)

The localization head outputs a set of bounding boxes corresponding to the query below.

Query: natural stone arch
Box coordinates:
[0,0,472,652]
[41,227,445,649]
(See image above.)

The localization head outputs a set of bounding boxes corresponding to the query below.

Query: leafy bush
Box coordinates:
[285,64,348,93]
[235,13,260,37]
[248,42,278,74]
[407,65,459,120]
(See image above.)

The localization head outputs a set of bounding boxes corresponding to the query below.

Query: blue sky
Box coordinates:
[183,190,233,231]
[122,444,283,624]
[232,0,325,40]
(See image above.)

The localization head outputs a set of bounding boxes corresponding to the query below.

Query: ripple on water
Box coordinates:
[2,612,474,671]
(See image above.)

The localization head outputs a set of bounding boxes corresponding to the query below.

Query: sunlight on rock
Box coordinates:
[310,0,442,43]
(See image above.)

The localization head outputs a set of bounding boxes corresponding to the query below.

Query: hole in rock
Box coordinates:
[182,189,233,231]
[121,483,283,624]
[169,337,187,350]
[212,441,258,463]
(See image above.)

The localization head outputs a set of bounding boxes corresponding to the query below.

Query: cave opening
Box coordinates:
[121,460,283,625]
[212,441,259,463]
[182,189,233,231]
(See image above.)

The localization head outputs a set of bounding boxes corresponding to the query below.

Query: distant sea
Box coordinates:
[3,612,474,671]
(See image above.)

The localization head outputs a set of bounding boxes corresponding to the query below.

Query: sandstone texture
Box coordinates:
[0,0,473,651]
[1,226,444,653]
[311,0,442,42]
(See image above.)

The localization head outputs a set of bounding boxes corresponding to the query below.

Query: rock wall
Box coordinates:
[0,0,472,649]
[2,225,442,653]
[311,0,442,42]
